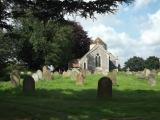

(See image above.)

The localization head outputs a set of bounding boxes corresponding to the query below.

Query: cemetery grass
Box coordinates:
[0,73,160,120]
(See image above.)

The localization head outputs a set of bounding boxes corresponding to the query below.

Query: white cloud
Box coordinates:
[66,7,160,66]
[140,9,160,45]
[82,10,160,66]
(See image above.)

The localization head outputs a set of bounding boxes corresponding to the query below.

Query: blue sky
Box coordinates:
[66,0,160,66]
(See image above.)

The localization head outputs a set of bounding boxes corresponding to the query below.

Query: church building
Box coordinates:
[79,37,118,72]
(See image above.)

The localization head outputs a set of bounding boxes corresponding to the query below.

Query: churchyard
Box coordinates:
[0,71,160,120]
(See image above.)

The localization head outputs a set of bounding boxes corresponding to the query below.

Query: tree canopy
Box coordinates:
[145,56,160,70]
[1,0,134,29]
[124,56,145,71]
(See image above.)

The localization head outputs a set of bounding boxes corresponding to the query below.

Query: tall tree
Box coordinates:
[124,56,145,71]
[145,56,160,70]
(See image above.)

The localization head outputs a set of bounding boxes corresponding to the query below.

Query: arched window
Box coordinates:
[95,54,101,67]
[84,62,86,69]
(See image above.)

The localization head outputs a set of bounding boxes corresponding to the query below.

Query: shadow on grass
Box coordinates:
[0,87,160,120]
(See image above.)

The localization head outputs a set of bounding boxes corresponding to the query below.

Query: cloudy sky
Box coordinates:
[66,0,160,66]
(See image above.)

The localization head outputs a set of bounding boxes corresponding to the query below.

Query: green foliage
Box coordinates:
[145,56,160,70]
[124,56,145,71]
[7,17,90,69]
[1,0,134,29]
[0,73,160,120]
[124,56,160,71]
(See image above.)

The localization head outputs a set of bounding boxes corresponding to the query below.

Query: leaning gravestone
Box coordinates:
[76,73,84,85]
[32,73,39,82]
[23,75,35,93]
[42,66,52,80]
[36,70,43,80]
[97,77,112,98]
[108,70,117,85]
[10,70,21,87]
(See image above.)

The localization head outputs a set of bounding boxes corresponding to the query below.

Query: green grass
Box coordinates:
[0,73,160,120]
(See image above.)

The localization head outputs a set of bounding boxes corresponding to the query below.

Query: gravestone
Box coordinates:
[53,72,59,76]
[76,73,84,85]
[71,68,80,81]
[135,71,145,79]
[36,70,43,80]
[27,71,32,75]
[32,73,39,82]
[144,69,151,78]
[23,75,35,93]
[108,70,117,85]
[102,70,109,76]
[97,77,112,98]
[10,70,21,87]
[148,72,156,87]
[158,72,160,76]
[63,71,70,78]
[42,66,52,80]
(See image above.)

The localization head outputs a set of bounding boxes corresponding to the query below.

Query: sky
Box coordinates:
[66,0,160,66]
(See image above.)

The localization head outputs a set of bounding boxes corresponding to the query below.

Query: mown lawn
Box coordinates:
[0,73,160,120]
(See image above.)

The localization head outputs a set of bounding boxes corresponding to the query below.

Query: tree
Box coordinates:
[1,0,134,29]
[145,56,160,70]
[0,0,11,29]
[8,16,91,69]
[124,56,145,71]
[68,21,90,59]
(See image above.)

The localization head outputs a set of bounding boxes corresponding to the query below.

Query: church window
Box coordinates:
[84,62,86,69]
[95,54,101,67]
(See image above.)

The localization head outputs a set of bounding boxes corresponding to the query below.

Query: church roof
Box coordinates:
[93,37,106,45]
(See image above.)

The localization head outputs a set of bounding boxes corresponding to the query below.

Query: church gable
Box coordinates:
[78,37,118,72]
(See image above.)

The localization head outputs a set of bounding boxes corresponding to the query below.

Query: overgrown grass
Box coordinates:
[0,73,160,120]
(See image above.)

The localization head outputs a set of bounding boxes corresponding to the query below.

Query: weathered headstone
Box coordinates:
[32,73,39,82]
[144,68,151,78]
[10,70,21,87]
[102,70,109,76]
[108,70,117,85]
[148,73,156,87]
[27,71,32,75]
[135,71,145,79]
[36,70,43,80]
[23,75,35,93]
[53,72,59,76]
[97,77,112,98]
[76,73,84,85]
[63,71,70,78]
[71,68,80,81]
[158,72,160,76]
[42,66,52,80]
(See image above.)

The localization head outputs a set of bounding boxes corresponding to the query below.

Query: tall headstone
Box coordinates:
[36,70,43,80]
[10,70,21,87]
[97,77,112,98]
[76,73,84,85]
[23,75,35,93]
[42,66,52,80]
